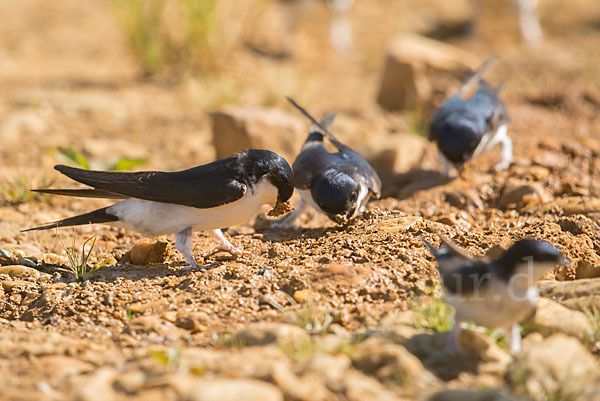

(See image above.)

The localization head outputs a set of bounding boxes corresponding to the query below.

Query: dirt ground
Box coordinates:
[1,0,600,400]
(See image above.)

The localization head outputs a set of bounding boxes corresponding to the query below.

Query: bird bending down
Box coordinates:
[23,149,294,270]
[422,235,566,355]
[276,97,381,227]
[428,56,512,176]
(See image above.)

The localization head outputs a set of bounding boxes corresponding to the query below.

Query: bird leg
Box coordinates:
[272,198,307,228]
[492,125,513,171]
[514,0,543,47]
[209,229,251,257]
[438,152,454,178]
[445,320,462,355]
[175,227,215,270]
[507,324,522,355]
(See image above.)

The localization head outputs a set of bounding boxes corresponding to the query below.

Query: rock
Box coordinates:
[529,298,593,342]
[359,133,429,175]
[351,337,434,386]
[128,298,168,314]
[1,279,36,291]
[128,241,170,265]
[162,311,177,323]
[0,265,41,280]
[538,278,600,312]
[497,180,552,209]
[309,264,372,290]
[507,334,599,401]
[341,370,400,401]
[124,316,186,339]
[376,33,479,111]
[230,322,309,347]
[540,196,600,215]
[455,330,511,373]
[271,361,333,401]
[113,370,146,394]
[300,353,351,391]
[175,311,212,332]
[187,379,283,401]
[210,107,304,162]
[575,260,600,279]
[428,389,514,401]
[293,289,320,304]
[71,367,117,401]
[34,356,94,382]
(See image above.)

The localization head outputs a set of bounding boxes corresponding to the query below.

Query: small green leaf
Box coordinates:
[110,157,148,171]
[57,147,90,169]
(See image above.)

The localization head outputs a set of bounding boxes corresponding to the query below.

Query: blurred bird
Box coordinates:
[279,0,356,54]
[422,235,567,355]
[23,150,294,270]
[277,97,381,226]
[428,56,512,176]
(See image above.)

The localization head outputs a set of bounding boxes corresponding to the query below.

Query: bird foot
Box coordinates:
[493,160,511,172]
[181,261,222,271]
[214,245,251,257]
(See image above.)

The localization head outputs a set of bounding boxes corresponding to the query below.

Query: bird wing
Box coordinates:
[422,235,493,295]
[52,159,247,209]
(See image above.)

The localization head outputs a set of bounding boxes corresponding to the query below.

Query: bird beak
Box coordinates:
[559,257,571,267]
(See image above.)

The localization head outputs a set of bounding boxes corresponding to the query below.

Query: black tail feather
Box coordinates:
[32,188,125,199]
[286,97,347,150]
[22,207,119,232]
[458,55,498,98]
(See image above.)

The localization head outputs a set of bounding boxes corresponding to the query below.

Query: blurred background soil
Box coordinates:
[1,0,600,400]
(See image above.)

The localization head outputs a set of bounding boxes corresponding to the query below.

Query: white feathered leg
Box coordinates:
[507,323,522,355]
[176,227,205,270]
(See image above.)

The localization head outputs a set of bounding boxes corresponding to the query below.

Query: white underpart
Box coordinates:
[470,123,512,171]
[106,179,278,268]
[445,279,538,331]
[107,179,278,236]
[444,261,555,355]
[354,179,371,216]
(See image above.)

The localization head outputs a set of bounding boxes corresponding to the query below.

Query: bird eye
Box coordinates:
[349,191,357,201]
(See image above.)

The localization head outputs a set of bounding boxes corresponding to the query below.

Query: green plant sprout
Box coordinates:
[266,290,334,335]
[56,146,148,171]
[56,232,110,282]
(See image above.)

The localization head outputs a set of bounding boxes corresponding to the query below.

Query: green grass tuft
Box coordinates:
[266,292,335,335]
[112,0,220,76]
[414,296,453,332]
[112,0,169,76]
[0,175,55,206]
[56,233,109,282]
[56,146,148,171]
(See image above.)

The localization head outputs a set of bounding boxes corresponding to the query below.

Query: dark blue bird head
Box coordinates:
[431,110,486,165]
[497,239,567,281]
[311,168,360,224]
[243,149,294,206]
